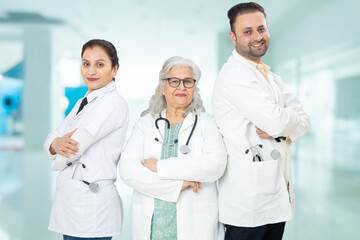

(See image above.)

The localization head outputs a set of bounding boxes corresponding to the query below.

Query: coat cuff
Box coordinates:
[43,133,58,161]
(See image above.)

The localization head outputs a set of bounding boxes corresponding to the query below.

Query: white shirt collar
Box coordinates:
[232,49,271,71]
[85,81,117,103]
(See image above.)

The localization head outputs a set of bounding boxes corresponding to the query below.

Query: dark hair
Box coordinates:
[81,39,119,70]
[228,2,266,33]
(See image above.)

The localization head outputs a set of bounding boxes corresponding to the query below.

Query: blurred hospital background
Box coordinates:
[0,0,359,239]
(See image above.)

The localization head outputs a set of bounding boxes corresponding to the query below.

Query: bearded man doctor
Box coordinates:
[212,2,311,240]
[44,39,128,240]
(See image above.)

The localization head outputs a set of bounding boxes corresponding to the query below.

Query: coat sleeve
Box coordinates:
[119,117,183,203]
[51,128,96,171]
[157,114,227,182]
[81,95,129,142]
[219,66,301,138]
[44,95,129,167]
[43,103,79,160]
[281,83,311,142]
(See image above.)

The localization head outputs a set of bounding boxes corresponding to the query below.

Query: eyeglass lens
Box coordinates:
[167,78,195,88]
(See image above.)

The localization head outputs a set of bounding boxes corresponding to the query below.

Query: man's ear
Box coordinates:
[229,31,237,47]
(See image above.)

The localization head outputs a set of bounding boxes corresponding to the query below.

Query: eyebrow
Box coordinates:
[82,59,106,62]
[244,25,266,29]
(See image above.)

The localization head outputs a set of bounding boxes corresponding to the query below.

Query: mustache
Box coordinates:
[250,39,266,45]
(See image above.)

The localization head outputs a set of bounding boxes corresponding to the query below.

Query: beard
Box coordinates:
[235,39,269,60]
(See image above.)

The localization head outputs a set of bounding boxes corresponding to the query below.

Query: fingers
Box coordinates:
[58,150,72,158]
[255,127,273,139]
[64,129,79,146]
[192,182,198,193]
[56,140,78,157]
[189,181,202,193]
[181,181,191,192]
[68,139,79,146]
[65,137,79,147]
[181,181,202,193]
[65,143,79,155]
[256,128,264,135]
[66,129,78,137]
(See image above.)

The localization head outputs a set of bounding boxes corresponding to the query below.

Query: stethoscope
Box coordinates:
[245,144,281,161]
[154,114,198,154]
[72,162,99,193]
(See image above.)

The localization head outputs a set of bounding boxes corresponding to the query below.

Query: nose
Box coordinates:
[88,65,96,75]
[253,31,263,42]
[177,80,186,90]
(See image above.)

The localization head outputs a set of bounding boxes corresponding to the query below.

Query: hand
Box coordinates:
[181,181,202,193]
[50,129,79,158]
[141,158,158,172]
[255,126,274,139]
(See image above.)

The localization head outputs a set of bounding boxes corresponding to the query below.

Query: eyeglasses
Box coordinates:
[163,77,196,89]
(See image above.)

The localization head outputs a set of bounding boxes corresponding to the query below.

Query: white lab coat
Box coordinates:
[44,81,129,237]
[119,110,227,240]
[212,50,311,227]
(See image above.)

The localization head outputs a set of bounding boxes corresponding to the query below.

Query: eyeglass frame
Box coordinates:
[163,77,196,89]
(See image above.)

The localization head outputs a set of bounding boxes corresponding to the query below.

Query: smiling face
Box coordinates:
[161,66,195,112]
[81,46,118,93]
[229,11,270,63]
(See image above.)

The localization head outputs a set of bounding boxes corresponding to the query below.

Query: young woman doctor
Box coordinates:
[43,39,129,240]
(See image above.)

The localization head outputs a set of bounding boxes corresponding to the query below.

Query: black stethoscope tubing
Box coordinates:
[72,162,99,193]
[154,114,198,154]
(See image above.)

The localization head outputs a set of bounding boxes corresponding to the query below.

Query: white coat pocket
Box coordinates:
[252,160,284,195]
[50,177,97,234]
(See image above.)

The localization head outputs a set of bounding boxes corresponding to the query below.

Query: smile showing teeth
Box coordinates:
[252,43,263,47]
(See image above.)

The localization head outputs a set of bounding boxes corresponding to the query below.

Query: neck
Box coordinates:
[246,56,262,64]
[166,106,186,123]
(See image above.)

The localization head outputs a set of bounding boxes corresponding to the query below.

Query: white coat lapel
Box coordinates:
[268,73,284,107]
[246,66,274,98]
[72,98,86,120]
[180,112,196,134]
[232,50,275,100]
[73,81,117,120]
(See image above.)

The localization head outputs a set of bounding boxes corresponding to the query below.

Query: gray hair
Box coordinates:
[141,56,205,117]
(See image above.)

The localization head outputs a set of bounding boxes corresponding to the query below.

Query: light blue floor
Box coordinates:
[0,136,359,240]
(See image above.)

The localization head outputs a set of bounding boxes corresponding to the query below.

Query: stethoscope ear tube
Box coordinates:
[245,144,264,161]
[245,143,281,161]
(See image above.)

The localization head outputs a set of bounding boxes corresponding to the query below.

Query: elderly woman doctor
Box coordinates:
[44,39,129,240]
[120,56,227,240]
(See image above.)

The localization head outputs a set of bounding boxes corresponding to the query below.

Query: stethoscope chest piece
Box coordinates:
[270,149,281,160]
[180,145,191,154]
[89,182,99,193]
[73,162,100,193]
